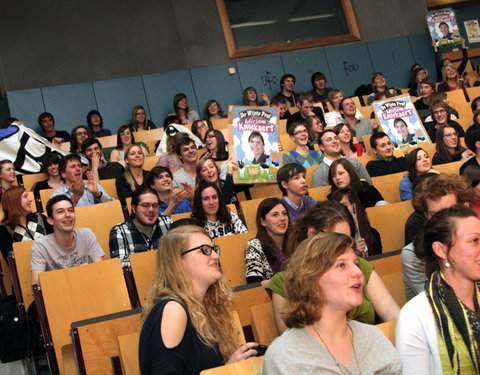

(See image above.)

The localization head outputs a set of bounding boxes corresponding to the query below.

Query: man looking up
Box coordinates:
[274,74,297,108]
[82,138,124,180]
[109,187,172,266]
[366,132,406,177]
[31,195,104,284]
[51,154,113,206]
[172,133,198,189]
[312,129,372,187]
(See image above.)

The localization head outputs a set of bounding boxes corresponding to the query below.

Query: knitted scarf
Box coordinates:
[425,271,480,374]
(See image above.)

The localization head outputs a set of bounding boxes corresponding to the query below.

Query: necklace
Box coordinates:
[311,323,361,374]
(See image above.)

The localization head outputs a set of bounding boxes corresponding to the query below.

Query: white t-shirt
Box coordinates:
[31,228,104,271]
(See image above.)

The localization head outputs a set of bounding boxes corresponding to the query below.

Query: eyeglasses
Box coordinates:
[444,132,458,138]
[433,109,447,116]
[206,134,216,139]
[137,203,159,209]
[293,129,308,136]
[76,131,88,136]
[181,244,221,256]
[120,131,131,136]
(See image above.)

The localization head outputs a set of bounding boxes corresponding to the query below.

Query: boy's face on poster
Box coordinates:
[439,23,449,36]
[249,135,265,157]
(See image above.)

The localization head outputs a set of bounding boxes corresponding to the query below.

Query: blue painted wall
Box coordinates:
[5,31,447,135]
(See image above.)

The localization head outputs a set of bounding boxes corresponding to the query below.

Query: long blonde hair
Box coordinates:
[124,144,144,192]
[140,225,238,361]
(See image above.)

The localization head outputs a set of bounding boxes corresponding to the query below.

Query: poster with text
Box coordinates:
[372,94,431,148]
[427,8,461,47]
[464,19,480,44]
[228,106,280,183]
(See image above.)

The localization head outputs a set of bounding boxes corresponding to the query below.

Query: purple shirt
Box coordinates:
[282,195,317,223]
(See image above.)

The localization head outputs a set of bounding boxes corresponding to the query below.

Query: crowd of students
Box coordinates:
[1,49,480,374]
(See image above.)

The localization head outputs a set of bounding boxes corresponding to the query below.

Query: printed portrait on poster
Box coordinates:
[373,94,431,149]
[228,106,280,183]
[427,8,461,47]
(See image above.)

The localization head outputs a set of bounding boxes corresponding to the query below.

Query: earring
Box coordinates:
[444,259,450,268]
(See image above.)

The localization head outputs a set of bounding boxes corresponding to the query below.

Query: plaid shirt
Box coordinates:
[109,216,172,266]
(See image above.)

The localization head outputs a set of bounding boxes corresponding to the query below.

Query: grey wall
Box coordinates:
[0,0,429,92]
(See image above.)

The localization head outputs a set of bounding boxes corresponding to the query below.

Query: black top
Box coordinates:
[423,120,464,144]
[44,130,70,143]
[357,182,384,209]
[115,169,148,206]
[405,211,427,246]
[366,157,407,177]
[432,151,462,165]
[33,179,53,203]
[460,156,480,175]
[307,88,332,106]
[0,213,53,262]
[139,298,223,375]
[82,161,125,180]
[274,92,297,108]
[128,120,156,132]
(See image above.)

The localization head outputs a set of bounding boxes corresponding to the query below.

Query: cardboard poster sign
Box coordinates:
[372,94,431,149]
[228,106,280,183]
[427,8,462,47]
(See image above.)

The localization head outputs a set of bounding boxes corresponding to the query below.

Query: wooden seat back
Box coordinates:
[445,88,467,107]
[23,172,48,191]
[37,258,131,375]
[212,118,228,130]
[434,160,464,174]
[72,309,141,375]
[366,200,414,253]
[376,320,397,345]
[233,285,270,342]
[39,189,54,210]
[200,356,264,375]
[98,178,119,200]
[133,128,164,144]
[466,86,480,103]
[74,200,124,259]
[308,186,330,202]
[250,301,279,346]
[215,232,252,287]
[118,331,140,375]
[370,252,406,308]
[372,171,407,203]
[129,250,157,307]
[96,134,118,149]
[12,240,35,309]
[143,155,161,171]
[247,184,282,200]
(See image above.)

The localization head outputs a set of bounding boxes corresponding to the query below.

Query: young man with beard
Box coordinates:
[109,187,172,266]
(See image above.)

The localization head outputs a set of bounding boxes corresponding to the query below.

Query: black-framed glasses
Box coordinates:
[181,244,221,256]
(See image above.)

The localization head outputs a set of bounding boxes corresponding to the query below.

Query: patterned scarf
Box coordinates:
[425,271,480,374]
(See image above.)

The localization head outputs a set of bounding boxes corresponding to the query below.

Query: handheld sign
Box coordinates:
[228,106,280,184]
[427,8,462,47]
[372,94,431,149]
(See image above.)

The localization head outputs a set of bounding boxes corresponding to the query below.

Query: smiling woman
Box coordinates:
[139,225,259,374]
[191,182,247,239]
[115,144,148,206]
[0,186,53,263]
[262,232,401,374]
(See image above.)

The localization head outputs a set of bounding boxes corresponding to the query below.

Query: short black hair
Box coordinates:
[46,194,73,218]
[59,154,82,175]
[318,129,336,146]
[145,166,173,189]
[37,112,54,127]
[130,186,159,219]
[174,133,195,156]
[280,73,295,87]
[370,131,389,149]
[465,124,480,153]
[310,72,326,86]
[276,163,306,195]
[81,138,102,154]
[41,153,62,173]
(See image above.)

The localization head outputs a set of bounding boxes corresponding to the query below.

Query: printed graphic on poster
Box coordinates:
[372,94,431,148]
[228,106,280,183]
[427,8,461,47]
[464,19,480,44]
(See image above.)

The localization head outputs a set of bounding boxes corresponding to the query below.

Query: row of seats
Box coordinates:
[9,233,401,374]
